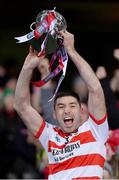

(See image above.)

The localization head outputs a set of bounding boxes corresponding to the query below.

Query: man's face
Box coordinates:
[54,96,83,133]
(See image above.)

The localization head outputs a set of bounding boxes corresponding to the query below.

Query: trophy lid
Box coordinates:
[36,9,67,32]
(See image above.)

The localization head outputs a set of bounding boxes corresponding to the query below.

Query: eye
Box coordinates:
[58,105,64,109]
[70,104,77,108]
[71,105,75,107]
[57,104,65,109]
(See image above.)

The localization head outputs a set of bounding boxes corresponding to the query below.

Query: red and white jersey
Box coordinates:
[36,113,109,180]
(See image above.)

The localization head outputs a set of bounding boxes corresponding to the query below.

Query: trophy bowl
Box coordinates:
[29,9,67,54]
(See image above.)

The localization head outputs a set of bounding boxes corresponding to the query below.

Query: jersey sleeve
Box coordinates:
[34,120,53,151]
[88,113,109,143]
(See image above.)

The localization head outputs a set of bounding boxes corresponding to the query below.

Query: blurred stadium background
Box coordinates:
[0,0,119,80]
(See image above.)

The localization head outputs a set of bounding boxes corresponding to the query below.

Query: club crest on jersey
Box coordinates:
[55,135,60,142]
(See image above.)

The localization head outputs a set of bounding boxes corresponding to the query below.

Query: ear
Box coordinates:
[80,104,83,110]
[80,104,84,113]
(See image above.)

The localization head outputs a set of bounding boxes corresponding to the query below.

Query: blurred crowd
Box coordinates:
[0,58,49,179]
[1,48,119,179]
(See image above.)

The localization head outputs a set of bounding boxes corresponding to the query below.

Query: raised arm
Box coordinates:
[14,46,44,135]
[60,31,106,120]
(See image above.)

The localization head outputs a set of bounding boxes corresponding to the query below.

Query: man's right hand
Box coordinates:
[23,45,45,70]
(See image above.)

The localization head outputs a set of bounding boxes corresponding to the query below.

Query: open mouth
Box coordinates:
[64,117,74,127]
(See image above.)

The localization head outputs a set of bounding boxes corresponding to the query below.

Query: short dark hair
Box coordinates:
[54,91,81,109]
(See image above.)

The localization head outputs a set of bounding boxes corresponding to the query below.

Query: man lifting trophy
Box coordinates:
[14,7,108,179]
